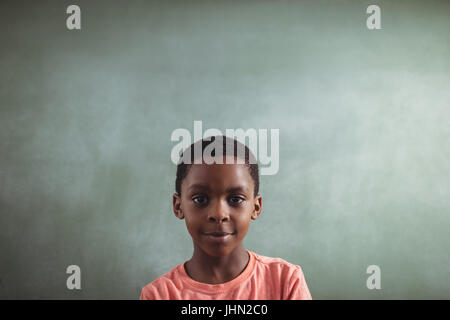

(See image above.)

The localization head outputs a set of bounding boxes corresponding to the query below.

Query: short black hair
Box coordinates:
[175,136,259,197]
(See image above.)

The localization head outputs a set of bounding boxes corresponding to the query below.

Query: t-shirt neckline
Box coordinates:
[177,250,256,294]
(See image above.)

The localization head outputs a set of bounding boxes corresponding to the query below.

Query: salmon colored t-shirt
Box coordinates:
[140,250,312,300]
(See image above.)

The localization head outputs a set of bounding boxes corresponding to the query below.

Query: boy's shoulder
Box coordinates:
[140,263,184,299]
[250,251,312,300]
[250,250,304,277]
[251,250,301,268]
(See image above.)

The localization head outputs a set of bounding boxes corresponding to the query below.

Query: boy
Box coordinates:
[140,136,311,299]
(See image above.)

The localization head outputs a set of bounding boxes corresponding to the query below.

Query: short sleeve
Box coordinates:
[140,285,157,300]
[285,266,312,300]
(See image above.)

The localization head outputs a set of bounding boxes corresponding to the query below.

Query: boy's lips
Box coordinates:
[203,231,235,237]
[202,231,236,243]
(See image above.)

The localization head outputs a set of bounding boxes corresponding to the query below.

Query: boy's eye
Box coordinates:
[192,196,208,205]
[229,196,244,204]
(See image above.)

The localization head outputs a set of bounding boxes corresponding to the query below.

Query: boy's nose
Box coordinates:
[207,200,230,223]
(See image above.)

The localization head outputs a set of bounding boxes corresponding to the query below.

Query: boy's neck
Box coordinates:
[185,245,250,285]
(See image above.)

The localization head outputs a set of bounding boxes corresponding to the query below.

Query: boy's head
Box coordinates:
[173,136,262,257]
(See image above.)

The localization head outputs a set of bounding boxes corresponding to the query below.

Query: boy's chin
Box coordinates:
[198,244,241,258]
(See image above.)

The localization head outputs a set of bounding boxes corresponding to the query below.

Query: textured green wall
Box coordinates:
[1,0,449,299]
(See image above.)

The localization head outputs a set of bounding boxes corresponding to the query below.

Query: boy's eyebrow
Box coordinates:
[225,186,249,194]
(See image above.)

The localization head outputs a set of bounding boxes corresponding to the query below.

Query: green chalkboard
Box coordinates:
[1,0,450,299]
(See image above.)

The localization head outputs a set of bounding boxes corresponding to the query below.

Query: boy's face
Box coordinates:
[173,156,262,257]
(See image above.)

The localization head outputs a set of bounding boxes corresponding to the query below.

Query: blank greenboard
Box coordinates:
[1,0,449,299]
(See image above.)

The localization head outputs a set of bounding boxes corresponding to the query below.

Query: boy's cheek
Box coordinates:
[184,219,197,234]
[186,219,205,237]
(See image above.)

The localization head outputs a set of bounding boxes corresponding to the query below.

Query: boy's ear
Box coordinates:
[173,193,184,219]
[251,194,262,220]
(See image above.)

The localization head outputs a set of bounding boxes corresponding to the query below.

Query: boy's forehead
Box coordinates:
[183,161,254,193]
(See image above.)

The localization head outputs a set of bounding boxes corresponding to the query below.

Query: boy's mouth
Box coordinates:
[204,231,233,236]
[202,231,235,243]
